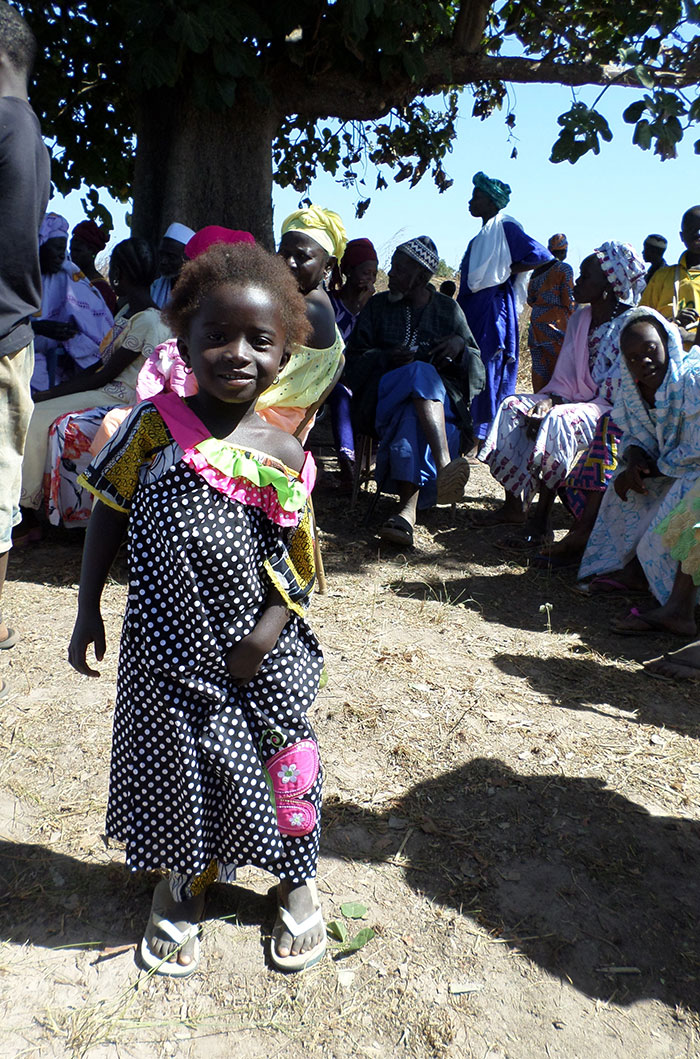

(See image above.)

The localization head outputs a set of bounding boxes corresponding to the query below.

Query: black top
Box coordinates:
[0,97,50,356]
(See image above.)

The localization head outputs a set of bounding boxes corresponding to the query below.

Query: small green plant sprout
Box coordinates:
[539,601,554,633]
[327,901,375,958]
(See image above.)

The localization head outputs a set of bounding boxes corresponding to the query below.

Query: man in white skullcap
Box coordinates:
[150,222,195,308]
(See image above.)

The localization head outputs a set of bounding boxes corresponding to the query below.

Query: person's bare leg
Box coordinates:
[588,559,648,593]
[612,566,698,637]
[274,881,326,959]
[473,489,527,526]
[395,482,420,526]
[644,638,700,679]
[543,490,603,558]
[0,551,11,647]
[527,483,556,540]
[413,397,450,471]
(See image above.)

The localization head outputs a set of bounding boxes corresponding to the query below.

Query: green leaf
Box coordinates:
[340,902,368,919]
[622,100,646,125]
[327,920,349,943]
[634,65,656,90]
[633,119,653,150]
[695,139,700,155]
[341,927,375,954]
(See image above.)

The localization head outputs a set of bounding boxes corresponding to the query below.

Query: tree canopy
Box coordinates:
[17,1,700,241]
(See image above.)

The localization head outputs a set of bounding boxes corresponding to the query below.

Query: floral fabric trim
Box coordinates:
[182,440,316,528]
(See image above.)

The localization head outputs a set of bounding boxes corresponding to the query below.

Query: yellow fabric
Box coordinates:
[79,406,171,511]
[640,253,700,347]
[263,498,316,617]
[257,328,343,413]
[280,205,348,260]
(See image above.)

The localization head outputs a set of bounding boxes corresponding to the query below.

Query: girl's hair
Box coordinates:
[165,243,311,349]
[620,313,669,350]
[111,237,158,288]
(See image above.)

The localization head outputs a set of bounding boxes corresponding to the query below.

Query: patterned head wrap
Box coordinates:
[341,238,378,273]
[185,226,255,260]
[395,236,439,276]
[72,219,109,251]
[644,234,668,250]
[280,205,347,260]
[472,171,511,210]
[594,241,647,305]
[39,212,69,245]
[548,233,568,251]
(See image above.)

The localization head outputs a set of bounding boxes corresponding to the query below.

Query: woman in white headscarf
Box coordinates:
[31,212,114,392]
[475,241,647,548]
[578,308,700,632]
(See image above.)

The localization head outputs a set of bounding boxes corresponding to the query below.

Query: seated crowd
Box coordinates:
[13,183,700,682]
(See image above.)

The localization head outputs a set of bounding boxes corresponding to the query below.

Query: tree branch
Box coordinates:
[453,0,493,52]
[285,51,700,121]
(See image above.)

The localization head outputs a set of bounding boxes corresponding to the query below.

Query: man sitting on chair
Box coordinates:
[345,236,482,548]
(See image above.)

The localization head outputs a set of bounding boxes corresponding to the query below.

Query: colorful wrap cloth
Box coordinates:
[593,241,647,305]
[78,391,317,614]
[656,476,700,585]
[280,204,347,260]
[185,226,255,260]
[341,238,378,273]
[578,308,700,602]
[473,171,511,209]
[72,220,109,251]
[39,212,69,244]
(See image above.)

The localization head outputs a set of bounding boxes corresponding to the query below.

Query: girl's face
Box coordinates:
[573,254,610,305]
[178,283,286,405]
[278,231,329,295]
[621,321,669,393]
[348,259,377,293]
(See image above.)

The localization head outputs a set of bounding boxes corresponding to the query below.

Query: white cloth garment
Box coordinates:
[466,212,532,318]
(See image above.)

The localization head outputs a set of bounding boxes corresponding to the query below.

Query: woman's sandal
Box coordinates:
[610,607,696,639]
[139,881,202,977]
[436,457,470,504]
[0,628,18,650]
[271,880,327,973]
[380,515,414,547]
[577,576,648,597]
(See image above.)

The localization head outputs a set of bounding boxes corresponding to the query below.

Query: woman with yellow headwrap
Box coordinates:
[259,206,346,440]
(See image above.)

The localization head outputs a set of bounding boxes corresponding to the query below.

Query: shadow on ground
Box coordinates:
[0,841,273,954]
[324,757,700,1012]
[492,650,700,739]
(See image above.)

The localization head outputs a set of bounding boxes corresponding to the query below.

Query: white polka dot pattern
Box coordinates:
[106,459,324,890]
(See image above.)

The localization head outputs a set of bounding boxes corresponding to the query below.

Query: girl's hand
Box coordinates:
[68,609,106,677]
[225,634,270,684]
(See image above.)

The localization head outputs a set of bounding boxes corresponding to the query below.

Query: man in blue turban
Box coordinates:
[457,172,551,443]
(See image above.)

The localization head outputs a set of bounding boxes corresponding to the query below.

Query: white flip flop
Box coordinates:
[140,909,201,977]
[271,880,327,972]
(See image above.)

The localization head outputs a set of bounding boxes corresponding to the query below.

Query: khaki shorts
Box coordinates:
[0,342,34,554]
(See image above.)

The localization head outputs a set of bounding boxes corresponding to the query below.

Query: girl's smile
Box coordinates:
[179,283,287,407]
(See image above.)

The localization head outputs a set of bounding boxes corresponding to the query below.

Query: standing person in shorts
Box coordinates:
[0,2,50,696]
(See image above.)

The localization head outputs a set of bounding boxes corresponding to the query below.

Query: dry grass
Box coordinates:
[0,460,699,1058]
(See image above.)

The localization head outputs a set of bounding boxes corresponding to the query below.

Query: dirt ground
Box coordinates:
[2,436,700,1058]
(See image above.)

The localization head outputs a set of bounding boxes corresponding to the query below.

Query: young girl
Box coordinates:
[578,307,700,622]
[68,243,326,976]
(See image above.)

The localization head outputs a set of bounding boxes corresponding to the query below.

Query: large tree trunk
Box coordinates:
[132,87,280,250]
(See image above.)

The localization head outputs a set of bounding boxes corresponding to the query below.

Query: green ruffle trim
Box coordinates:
[195,437,308,512]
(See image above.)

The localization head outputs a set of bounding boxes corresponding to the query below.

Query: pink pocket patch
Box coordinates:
[276,800,317,836]
[265,739,319,837]
[266,739,319,798]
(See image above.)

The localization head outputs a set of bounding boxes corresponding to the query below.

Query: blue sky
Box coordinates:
[50,80,697,276]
